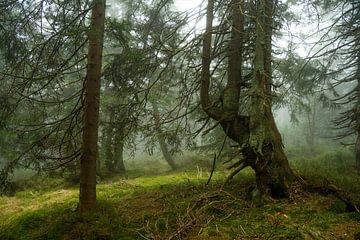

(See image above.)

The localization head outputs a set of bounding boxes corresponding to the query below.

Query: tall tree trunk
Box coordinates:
[152,101,177,170]
[79,0,106,212]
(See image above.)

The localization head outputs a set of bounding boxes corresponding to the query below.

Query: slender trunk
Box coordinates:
[306,97,316,153]
[103,121,126,174]
[79,0,106,212]
[152,101,177,170]
[104,122,114,171]
[96,151,101,173]
[355,134,360,174]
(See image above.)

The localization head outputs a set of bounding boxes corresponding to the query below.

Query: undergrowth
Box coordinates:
[289,147,360,199]
[0,150,359,239]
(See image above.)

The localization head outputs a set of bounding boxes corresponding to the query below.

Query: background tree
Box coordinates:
[276,53,341,152]
[0,0,91,189]
[299,0,360,173]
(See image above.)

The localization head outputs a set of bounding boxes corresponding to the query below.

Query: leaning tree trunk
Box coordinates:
[201,0,294,198]
[79,0,106,212]
[152,101,177,170]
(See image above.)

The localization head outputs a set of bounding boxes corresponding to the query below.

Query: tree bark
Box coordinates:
[79,0,106,212]
[152,101,177,170]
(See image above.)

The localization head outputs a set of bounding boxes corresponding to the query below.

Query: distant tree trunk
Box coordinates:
[201,0,294,198]
[103,113,126,174]
[355,134,360,174]
[79,0,106,212]
[306,97,316,153]
[152,101,177,170]
[113,124,126,173]
[104,113,115,171]
[96,152,101,174]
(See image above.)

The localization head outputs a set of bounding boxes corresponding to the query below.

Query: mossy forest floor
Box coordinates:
[1,152,360,239]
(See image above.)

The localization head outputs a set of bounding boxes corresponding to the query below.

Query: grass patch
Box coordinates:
[1,148,360,239]
[1,167,359,240]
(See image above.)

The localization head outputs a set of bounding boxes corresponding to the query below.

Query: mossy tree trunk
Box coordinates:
[201,0,295,198]
[79,0,106,212]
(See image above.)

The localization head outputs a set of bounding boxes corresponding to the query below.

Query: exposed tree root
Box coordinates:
[223,163,359,213]
[304,182,359,213]
[223,161,248,186]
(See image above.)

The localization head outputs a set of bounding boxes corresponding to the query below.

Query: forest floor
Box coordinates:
[0,151,360,240]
